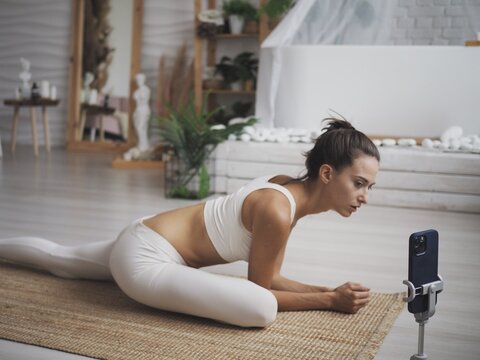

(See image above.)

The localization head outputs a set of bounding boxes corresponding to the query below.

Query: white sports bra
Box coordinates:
[203,175,297,262]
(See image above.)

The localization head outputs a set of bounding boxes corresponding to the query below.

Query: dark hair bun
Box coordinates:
[322,117,356,132]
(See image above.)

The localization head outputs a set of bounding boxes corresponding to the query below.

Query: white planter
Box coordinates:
[229,15,244,34]
[230,81,242,91]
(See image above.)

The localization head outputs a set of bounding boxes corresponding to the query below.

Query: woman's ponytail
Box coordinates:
[321,117,356,133]
[281,116,380,185]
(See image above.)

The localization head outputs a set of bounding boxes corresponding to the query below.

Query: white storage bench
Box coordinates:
[211,141,480,214]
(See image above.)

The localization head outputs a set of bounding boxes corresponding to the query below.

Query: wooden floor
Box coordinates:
[1,146,479,360]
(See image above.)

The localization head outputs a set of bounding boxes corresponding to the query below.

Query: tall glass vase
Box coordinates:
[164,155,214,199]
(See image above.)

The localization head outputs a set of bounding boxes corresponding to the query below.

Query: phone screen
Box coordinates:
[408,229,439,314]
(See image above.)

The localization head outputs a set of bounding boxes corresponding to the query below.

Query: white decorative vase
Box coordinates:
[21,83,31,99]
[229,15,244,34]
[230,81,242,91]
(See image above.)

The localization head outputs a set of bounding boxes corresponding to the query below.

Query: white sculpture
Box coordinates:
[19,58,32,99]
[82,72,94,103]
[123,73,151,160]
[133,73,151,151]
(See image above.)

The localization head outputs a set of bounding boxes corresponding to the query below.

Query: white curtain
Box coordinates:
[256,0,396,128]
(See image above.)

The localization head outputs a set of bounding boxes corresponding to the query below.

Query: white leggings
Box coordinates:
[0,217,277,328]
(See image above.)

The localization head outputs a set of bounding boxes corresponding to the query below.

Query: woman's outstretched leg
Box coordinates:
[0,236,115,280]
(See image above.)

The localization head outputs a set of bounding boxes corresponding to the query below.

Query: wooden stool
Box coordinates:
[78,104,116,142]
[3,98,60,156]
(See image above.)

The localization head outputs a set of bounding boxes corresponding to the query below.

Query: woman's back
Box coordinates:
[143,175,297,268]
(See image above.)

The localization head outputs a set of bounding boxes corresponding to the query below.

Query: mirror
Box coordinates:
[67,0,143,151]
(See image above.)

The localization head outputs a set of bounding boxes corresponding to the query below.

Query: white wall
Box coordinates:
[391,0,480,46]
[0,0,71,147]
[259,45,480,137]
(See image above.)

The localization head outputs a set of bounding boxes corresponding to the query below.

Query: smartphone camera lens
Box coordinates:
[414,236,427,255]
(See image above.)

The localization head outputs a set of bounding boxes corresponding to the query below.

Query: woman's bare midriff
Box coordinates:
[142,175,295,269]
[142,202,228,268]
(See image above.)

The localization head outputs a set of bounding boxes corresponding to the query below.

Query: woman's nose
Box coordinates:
[359,190,369,204]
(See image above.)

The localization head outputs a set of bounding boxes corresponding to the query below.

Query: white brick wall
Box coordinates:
[392,0,479,45]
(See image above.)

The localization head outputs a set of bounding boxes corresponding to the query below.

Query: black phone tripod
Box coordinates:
[403,276,444,360]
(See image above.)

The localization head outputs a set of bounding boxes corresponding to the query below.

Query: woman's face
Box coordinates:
[325,155,379,217]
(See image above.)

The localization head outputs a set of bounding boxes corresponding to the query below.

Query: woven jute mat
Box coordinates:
[0,261,404,360]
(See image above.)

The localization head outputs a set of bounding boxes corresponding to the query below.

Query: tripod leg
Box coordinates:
[410,320,428,360]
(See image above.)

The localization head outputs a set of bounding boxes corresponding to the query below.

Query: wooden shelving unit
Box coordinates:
[193,0,270,112]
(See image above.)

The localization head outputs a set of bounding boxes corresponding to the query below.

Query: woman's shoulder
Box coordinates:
[268,174,293,185]
[243,178,293,222]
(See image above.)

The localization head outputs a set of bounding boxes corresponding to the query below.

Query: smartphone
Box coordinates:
[407,229,440,314]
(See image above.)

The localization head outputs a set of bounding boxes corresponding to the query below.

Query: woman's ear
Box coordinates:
[319,164,334,184]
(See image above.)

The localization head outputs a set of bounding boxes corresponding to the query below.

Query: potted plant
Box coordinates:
[222,0,258,34]
[214,52,258,91]
[233,52,258,91]
[215,56,241,90]
[155,96,256,199]
[260,0,295,29]
[212,101,253,126]
[243,7,260,34]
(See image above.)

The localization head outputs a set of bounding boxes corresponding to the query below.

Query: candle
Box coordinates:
[50,85,57,100]
[41,81,50,98]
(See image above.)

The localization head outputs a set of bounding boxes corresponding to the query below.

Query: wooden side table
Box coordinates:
[3,98,60,156]
[78,104,116,142]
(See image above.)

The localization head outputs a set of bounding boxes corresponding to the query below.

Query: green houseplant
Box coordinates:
[215,52,258,90]
[260,0,295,28]
[155,95,256,199]
[222,0,258,34]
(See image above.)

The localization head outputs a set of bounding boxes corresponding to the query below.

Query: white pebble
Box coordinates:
[382,138,397,147]
[432,140,442,148]
[243,126,256,135]
[211,124,226,131]
[398,138,417,147]
[439,142,449,150]
[266,134,277,142]
[440,126,463,143]
[252,133,267,142]
[421,138,434,148]
[228,134,237,141]
[277,134,290,143]
[258,128,271,138]
[449,139,460,150]
[290,129,308,137]
[240,133,251,142]
[460,137,472,145]
[228,117,246,126]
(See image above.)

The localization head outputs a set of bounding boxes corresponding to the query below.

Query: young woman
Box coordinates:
[0,118,380,328]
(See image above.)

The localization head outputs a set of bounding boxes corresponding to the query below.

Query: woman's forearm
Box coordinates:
[271,289,334,311]
[271,274,334,293]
